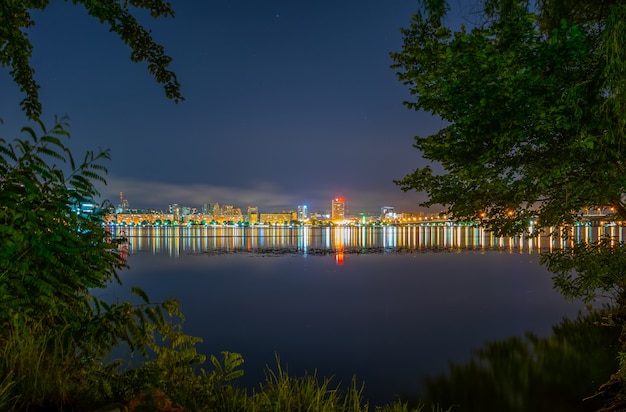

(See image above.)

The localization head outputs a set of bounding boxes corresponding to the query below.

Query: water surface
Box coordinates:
[103,225,617,408]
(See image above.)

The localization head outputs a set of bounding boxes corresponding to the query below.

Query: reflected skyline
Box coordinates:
[110,224,626,258]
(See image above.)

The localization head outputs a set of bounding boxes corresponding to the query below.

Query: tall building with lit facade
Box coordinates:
[331,197,345,222]
[208,202,220,216]
[297,204,308,221]
[169,203,180,221]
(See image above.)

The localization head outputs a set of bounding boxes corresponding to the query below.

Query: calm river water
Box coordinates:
[102,224,621,410]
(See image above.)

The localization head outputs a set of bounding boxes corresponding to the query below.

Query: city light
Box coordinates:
[103,193,623,228]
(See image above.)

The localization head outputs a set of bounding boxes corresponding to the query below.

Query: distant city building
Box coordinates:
[222,205,237,216]
[247,206,259,224]
[214,207,243,222]
[208,202,220,216]
[115,191,129,213]
[202,203,209,214]
[169,203,180,221]
[380,206,396,221]
[297,204,309,221]
[180,206,192,219]
[331,197,345,222]
[260,212,297,225]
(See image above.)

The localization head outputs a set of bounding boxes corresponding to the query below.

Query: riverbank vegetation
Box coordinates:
[418,308,620,412]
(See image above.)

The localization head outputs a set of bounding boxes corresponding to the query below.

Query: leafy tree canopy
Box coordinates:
[0,0,184,119]
[0,117,116,318]
[0,117,180,358]
[414,0,616,29]
[392,3,626,408]
[392,1,626,236]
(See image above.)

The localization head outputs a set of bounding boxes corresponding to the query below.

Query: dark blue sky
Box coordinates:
[0,1,448,215]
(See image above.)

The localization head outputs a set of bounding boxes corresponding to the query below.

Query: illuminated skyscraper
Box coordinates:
[331,197,345,222]
[297,204,309,221]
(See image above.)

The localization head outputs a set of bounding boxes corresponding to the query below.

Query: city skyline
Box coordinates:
[111,191,417,218]
[100,182,428,216]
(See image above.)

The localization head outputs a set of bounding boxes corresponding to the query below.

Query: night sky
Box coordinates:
[0,1,450,215]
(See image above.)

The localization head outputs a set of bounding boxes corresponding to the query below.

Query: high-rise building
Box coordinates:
[208,202,220,216]
[222,205,235,216]
[331,197,345,222]
[297,204,309,221]
[169,203,180,221]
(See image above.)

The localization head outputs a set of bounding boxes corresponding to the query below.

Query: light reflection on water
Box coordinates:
[104,224,621,409]
[109,224,626,258]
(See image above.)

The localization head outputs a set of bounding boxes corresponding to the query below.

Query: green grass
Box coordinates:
[0,320,113,410]
[190,358,454,412]
[0,320,453,411]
